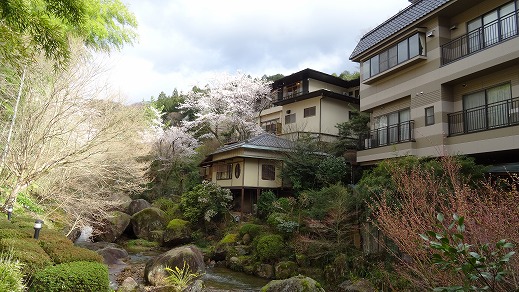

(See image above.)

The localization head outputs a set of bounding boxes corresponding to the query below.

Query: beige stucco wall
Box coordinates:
[308,79,348,94]
[259,106,282,123]
[282,96,320,133]
[321,98,356,136]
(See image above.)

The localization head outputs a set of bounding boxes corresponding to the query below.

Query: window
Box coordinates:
[361,32,426,80]
[467,1,518,52]
[234,163,241,178]
[374,108,411,145]
[397,39,408,63]
[261,119,279,134]
[304,106,316,117]
[261,164,275,180]
[216,164,232,180]
[425,106,435,126]
[285,113,296,124]
[463,83,511,131]
[354,89,360,97]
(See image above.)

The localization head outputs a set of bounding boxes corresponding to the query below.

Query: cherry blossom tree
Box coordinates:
[181,72,272,143]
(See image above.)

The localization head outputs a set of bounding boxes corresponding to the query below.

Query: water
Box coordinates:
[103,245,269,291]
[75,225,93,243]
[203,267,269,291]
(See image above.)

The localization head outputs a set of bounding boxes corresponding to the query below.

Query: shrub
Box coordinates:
[371,156,518,290]
[255,234,285,262]
[0,238,53,276]
[29,261,109,292]
[267,212,299,235]
[153,197,182,221]
[239,223,262,238]
[180,181,233,225]
[36,229,103,264]
[257,190,276,219]
[0,248,25,292]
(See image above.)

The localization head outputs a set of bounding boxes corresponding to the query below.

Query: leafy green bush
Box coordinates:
[180,181,233,224]
[29,261,109,292]
[421,213,516,291]
[267,212,299,235]
[0,248,25,292]
[257,190,276,219]
[316,156,348,186]
[153,197,182,221]
[255,234,285,262]
[0,238,53,276]
[239,223,262,238]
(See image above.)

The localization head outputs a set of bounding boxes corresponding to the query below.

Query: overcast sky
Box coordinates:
[106,0,411,104]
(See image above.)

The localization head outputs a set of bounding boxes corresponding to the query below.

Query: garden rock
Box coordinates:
[261,275,325,292]
[274,261,299,279]
[256,263,274,279]
[131,207,167,241]
[144,245,205,286]
[162,219,192,247]
[127,199,151,215]
[97,246,129,265]
[95,211,131,243]
[338,278,376,292]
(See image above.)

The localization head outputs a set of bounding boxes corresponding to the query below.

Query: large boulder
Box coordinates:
[131,207,167,241]
[94,211,131,243]
[127,199,152,215]
[162,219,192,247]
[144,245,205,286]
[261,275,325,292]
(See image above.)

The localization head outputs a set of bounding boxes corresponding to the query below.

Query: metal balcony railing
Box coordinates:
[362,120,415,149]
[280,91,304,101]
[441,11,519,65]
[448,97,519,136]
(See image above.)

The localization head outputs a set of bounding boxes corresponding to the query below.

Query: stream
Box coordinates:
[110,247,269,291]
[76,227,269,291]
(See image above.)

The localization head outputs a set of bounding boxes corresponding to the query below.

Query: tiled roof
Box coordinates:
[349,0,450,60]
[212,133,294,155]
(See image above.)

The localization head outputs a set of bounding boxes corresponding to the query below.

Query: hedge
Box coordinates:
[29,261,109,292]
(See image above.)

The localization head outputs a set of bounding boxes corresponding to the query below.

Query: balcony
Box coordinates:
[362,120,415,149]
[279,91,305,101]
[448,97,519,136]
[441,11,518,65]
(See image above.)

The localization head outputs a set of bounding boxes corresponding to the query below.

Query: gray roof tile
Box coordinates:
[350,0,449,60]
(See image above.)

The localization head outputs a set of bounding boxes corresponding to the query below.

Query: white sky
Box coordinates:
[105,0,411,104]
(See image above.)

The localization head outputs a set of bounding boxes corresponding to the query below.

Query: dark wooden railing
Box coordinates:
[362,120,415,149]
[441,11,518,65]
[448,97,519,136]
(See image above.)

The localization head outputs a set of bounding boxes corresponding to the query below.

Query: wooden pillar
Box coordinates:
[240,187,245,217]
[255,188,261,215]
